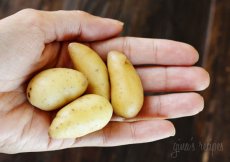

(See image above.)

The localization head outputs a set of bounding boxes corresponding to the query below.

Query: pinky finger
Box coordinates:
[72,120,175,147]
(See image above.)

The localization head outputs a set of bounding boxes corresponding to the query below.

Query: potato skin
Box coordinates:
[49,94,113,138]
[27,68,88,111]
[108,51,144,118]
[68,43,110,100]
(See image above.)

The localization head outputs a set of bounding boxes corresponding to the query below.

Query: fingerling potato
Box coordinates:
[68,43,110,99]
[27,68,88,111]
[49,94,113,138]
[107,51,144,118]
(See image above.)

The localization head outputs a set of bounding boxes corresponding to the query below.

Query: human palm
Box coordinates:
[0,9,209,154]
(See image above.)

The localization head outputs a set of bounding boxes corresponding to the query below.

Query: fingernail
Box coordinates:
[197,70,210,91]
[171,128,176,136]
[117,21,124,26]
[105,18,124,26]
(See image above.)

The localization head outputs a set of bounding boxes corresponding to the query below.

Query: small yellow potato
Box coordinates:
[27,68,88,111]
[68,43,110,99]
[49,94,113,138]
[107,51,144,118]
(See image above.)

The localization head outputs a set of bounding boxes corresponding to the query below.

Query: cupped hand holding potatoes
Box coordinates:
[0,9,209,154]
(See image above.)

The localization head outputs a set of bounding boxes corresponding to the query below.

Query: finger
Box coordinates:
[69,120,175,147]
[112,92,204,122]
[90,37,199,65]
[137,66,210,92]
[17,9,123,43]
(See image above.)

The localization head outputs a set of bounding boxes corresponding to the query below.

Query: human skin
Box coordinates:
[0,9,210,154]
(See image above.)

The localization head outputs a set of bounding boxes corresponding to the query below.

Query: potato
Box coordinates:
[68,43,110,99]
[27,68,88,111]
[107,51,144,118]
[49,94,113,138]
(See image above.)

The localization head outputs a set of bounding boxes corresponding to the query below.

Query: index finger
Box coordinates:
[90,37,199,65]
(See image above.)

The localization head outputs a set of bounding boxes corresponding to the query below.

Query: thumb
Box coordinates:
[17,9,124,43]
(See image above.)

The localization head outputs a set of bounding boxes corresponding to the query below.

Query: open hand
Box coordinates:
[0,9,209,154]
